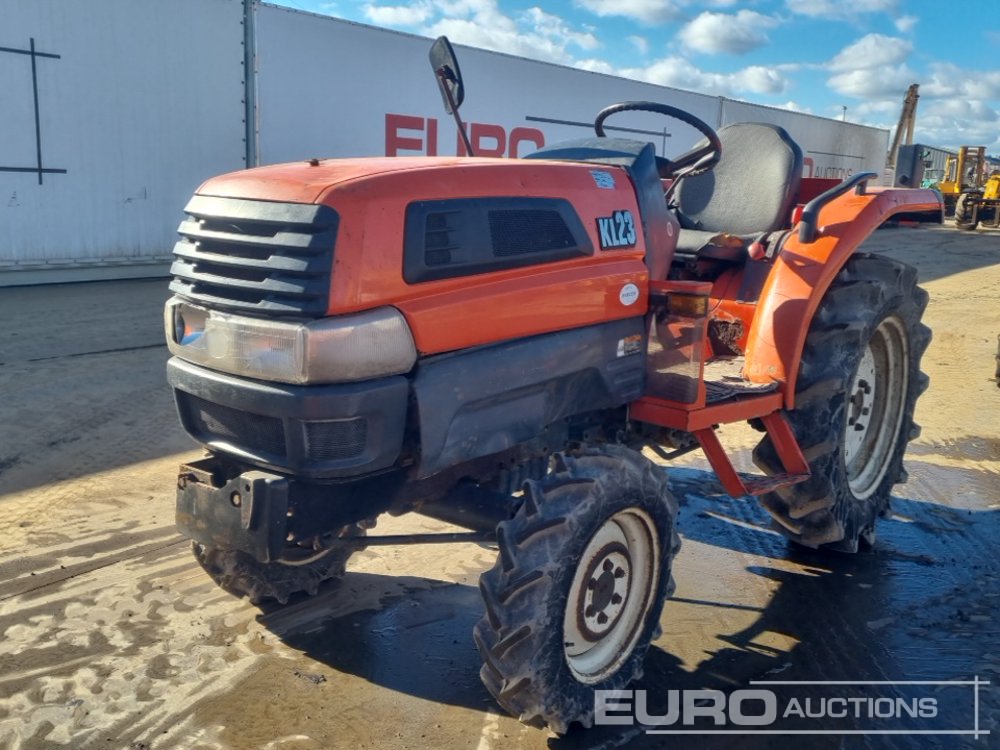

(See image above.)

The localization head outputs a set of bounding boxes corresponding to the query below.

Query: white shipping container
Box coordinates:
[0,0,247,283]
[1,1,893,284]
[256,5,888,180]
[255,6,719,166]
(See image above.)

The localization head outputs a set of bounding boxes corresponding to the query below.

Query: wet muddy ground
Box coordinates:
[0,222,997,749]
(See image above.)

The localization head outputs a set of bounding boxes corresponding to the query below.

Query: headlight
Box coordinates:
[165,297,417,384]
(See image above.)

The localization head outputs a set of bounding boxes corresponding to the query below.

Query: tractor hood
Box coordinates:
[197,157,499,204]
[173,154,653,357]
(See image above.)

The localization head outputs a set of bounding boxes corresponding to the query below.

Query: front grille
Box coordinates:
[304,419,368,460]
[170,195,338,317]
[184,394,287,457]
[488,209,576,256]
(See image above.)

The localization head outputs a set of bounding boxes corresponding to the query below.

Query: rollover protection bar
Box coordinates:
[798,171,877,243]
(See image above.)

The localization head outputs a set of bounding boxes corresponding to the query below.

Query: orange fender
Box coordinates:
[744,185,941,407]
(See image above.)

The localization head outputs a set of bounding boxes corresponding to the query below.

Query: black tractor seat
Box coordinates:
[673,122,803,261]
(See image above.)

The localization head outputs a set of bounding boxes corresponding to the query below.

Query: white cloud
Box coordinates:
[919,89,1000,149]
[362,0,602,65]
[433,0,506,16]
[426,17,579,64]
[821,36,1000,150]
[616,56,789,96]
[784,0,896,20]
[679,11,779,56]
[363,2,433,26]
[837,77,1000,151]
[733,66,787,94]
[628,35,649,57]
[576,58,616,74]
[851,99,902,120]
[825,34,916,99]
[894,15,918,33]
[915,115,1000,151]
[575,0,685,25]
[923,99,998,122]
[828,34,912,71]
[920,62,1000,100]
[780,100,813,114]
[828,65,916,99]
[522,7,600,51]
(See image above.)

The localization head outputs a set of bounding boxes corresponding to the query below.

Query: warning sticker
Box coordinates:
[591,170,615,189]
[616,334,642,357]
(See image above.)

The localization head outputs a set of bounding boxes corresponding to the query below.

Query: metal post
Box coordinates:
[243,0,258,168]
[30,38,43,184]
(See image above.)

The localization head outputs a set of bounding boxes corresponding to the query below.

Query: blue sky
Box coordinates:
[270,0,1000,151]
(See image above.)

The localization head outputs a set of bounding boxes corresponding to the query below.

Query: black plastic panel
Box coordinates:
[403,197,592,283]
[413,318,645,478]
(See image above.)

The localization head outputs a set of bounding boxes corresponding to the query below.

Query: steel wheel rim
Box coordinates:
[844,316,909,499]
[563,508,660,684]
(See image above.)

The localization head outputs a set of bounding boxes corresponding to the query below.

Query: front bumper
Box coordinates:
[167,357,409,479]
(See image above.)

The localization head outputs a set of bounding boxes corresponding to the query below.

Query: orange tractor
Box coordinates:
[165,38,941,732]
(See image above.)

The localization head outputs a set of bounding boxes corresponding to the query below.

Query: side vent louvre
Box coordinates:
[405,197,592,283]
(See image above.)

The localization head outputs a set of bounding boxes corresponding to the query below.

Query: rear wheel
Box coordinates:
[474,445,679,733]
[954,193,979,230]
[192,525,364,604]
[753,254,930,551]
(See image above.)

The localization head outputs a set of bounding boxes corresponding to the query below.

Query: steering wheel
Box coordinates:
[594,101,722,179]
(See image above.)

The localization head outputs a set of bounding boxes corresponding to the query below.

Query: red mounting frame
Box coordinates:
[631,393,810,498]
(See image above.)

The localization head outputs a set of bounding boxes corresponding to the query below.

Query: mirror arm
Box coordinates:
[436,66,475,158]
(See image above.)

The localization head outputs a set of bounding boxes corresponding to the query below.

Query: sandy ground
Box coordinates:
[0,222,997,750]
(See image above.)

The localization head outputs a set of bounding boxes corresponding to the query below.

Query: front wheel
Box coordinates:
[753,254,931,551]
[474,445,680,733]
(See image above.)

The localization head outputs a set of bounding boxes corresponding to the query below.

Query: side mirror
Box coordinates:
[429,36,464,114]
